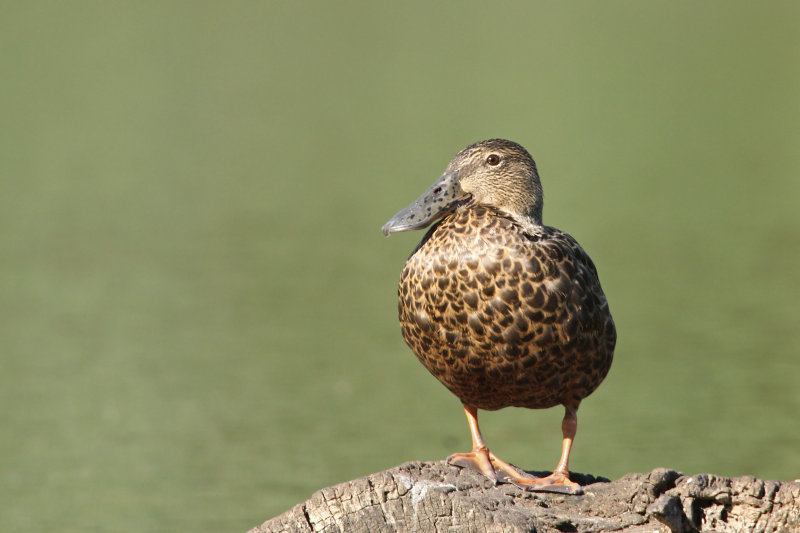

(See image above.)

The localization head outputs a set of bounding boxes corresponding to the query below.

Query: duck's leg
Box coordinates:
[503,403,583,494]
[447,403,583,495]
[447,404,541,484]
[446,404,500,483]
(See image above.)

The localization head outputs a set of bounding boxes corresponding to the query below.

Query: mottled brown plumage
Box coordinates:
[399,205,615,411]
[383,139,616,494]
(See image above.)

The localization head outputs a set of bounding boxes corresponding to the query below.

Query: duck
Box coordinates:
[382,139,616,494]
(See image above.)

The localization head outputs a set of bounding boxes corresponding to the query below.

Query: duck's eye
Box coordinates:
[486,154,500,166]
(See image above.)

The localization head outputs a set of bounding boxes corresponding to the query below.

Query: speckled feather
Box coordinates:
[397,204,615,412]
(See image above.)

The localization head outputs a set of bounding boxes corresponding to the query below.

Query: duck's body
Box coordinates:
[398,205,614,412]
[383,139,615,494]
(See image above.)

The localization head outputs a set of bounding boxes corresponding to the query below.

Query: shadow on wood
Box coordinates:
[250,461,800,533]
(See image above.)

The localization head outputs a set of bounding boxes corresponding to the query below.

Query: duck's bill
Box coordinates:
[381,172,463,236]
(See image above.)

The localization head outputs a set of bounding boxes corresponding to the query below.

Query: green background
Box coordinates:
[2,2,799,531]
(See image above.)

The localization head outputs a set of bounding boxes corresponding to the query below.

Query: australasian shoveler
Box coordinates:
[382,139,616,495]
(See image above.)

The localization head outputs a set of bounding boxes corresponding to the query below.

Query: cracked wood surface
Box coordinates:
[250,461,800,533]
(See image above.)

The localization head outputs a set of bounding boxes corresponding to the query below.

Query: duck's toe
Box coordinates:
[446,448,498,484]
[508,472,584,495]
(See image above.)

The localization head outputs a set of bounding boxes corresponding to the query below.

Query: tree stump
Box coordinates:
[250,461,800,533]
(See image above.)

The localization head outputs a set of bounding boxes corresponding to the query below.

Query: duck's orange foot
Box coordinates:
[447,450,583,495]
[447,448,502,484]
[506,471,583,495]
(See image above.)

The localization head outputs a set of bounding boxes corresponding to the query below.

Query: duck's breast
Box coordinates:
[397,206,615,410]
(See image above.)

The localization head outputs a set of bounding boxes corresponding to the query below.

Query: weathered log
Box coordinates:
[250,461,800,533]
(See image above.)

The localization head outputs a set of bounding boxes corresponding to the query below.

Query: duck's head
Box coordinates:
[382,139,543,236]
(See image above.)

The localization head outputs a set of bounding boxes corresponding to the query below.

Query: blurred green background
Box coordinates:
[1,1,799,531]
